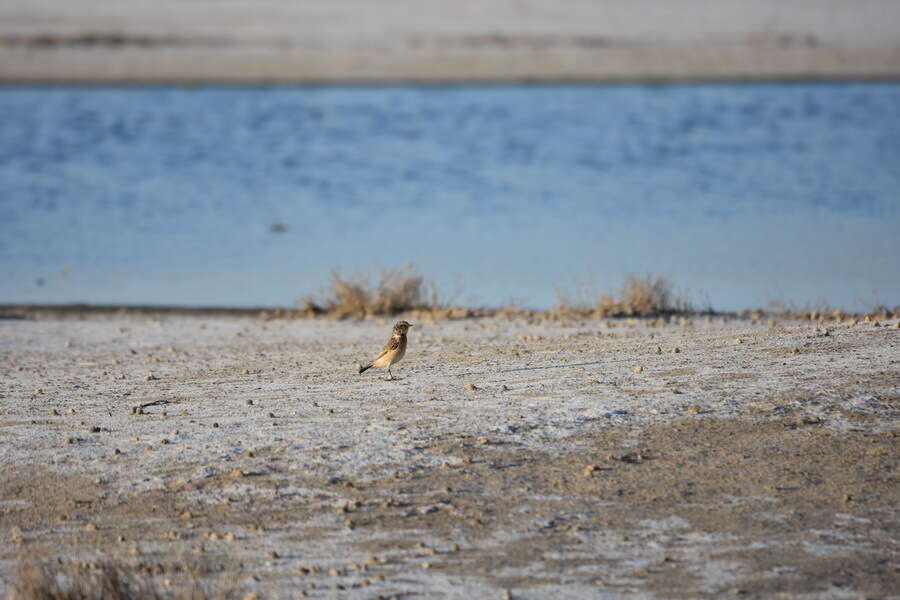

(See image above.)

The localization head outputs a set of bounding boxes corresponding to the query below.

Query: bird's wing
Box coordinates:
[373,336,401,360]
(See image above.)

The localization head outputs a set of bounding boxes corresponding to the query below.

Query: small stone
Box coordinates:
[266,551,279,560]
[245,399,253,406]
[632,365,643,373]
[239,369,250,375]
[50,409,59,416]
[670,347,680,353]
[687,406,701,414]
[144,374,158,381]
[582,464,598,477]
[476,437,488,445]
[499,385,509,391]
[653,345,662,354]
[466,383,477,391]
[212,422,220,428]
[267,412,275,419]
[84,523,96,531]
[420,562,431,569]
[734,338,743,345]
[66,408,76,414]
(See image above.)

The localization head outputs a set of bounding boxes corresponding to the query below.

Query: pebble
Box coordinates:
[653,345,662,354]
[245,399,254,406]
[670,347,680,353]
[632,365,643,373]
[499,384,509,391]
[466,383,477,391]
[687,406,702,414]
[144,374,158,381]
[733,338,743,345]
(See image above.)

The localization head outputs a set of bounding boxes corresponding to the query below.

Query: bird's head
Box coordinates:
[393,320,413,335]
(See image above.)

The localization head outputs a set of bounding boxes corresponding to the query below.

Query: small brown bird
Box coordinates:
[358,320,413,380]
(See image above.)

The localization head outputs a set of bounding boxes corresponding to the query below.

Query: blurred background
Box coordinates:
[1,0,899,312]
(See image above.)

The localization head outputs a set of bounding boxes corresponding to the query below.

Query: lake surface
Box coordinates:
[1,83,899,311]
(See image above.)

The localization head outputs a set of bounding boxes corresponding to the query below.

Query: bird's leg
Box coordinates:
[387,367,394,381]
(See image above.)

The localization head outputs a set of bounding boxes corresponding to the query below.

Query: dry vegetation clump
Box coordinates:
[267,265,448,320]
[8,560,235,600]
[554,274,691,319]
[9,561,160,600]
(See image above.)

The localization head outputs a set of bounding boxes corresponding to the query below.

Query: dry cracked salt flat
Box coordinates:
[1,314,899,599]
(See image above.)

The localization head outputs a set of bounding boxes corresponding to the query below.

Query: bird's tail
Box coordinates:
[358,362,372,374]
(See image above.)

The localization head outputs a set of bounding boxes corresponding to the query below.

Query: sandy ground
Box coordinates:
[1,0,899,82]
[1,314,899,598]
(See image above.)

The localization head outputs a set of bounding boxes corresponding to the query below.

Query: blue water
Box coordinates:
[1,83,899,311]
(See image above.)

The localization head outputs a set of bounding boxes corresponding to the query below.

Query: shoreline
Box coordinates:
[2,302,897,323]
[2,0,898,84]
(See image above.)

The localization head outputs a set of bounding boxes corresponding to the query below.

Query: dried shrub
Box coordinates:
[295,264,442,319]
[554,274,690,318]
[9,561,161,600]
[8,560,237,600]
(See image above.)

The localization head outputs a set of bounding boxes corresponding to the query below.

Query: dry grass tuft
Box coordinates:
[282,264,444,319]
[8,560,236,600]
[9,561,160,600]
[554,274,689,318]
